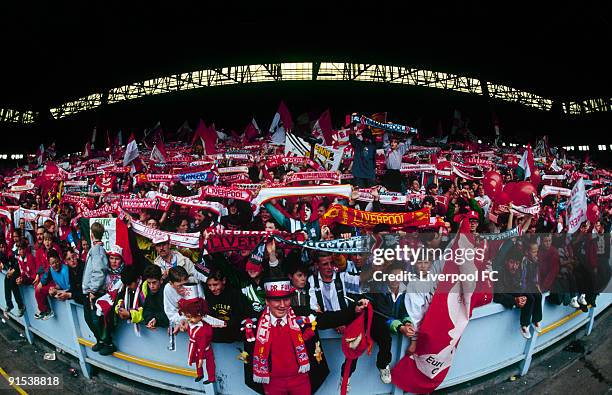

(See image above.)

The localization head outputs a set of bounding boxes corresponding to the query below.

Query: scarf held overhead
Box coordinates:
[320,204,431,230]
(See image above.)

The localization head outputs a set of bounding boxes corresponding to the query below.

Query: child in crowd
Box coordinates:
[204,268,254,342]
[34,248,69,319]
[142,265,170,330]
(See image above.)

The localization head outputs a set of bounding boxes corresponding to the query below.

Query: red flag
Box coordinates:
[391,231,492,393]
[192,119,217,155]
[313,109,334,145]
[244,118,261,142]
[278,100,293,131]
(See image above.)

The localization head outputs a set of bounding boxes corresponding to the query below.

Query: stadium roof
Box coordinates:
[1,3,610,111]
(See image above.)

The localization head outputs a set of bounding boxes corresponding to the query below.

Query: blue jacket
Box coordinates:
[82,243,109,294]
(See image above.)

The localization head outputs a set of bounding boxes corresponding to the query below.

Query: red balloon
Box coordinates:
[587,203,600,223]
[511,181,537,206]
[495,191,511,205]
[484,179,500,197]
[484,170,502,185]
[503,182,517,195]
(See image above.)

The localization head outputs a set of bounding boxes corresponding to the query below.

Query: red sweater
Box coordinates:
[269,322,314,378]
[538,247,560,291]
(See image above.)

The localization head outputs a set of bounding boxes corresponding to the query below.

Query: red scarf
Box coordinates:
[320,204,431,230]
[253,307,310,384]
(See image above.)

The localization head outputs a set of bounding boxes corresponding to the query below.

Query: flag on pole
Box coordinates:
[391,230,491,393]
[192,119,217,155]
[313,109,334,145]
[91,127,97,149]
[516,144,535,180]
[150,140,168,163]
[83,142,91,159]
[36,144,45,166]
[244,118,261,142]
[123,133,140,166]
[269,101,293,144]
[568,177,587,233]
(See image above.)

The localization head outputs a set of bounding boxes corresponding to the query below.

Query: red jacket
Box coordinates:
[538,247,560,291]
[187,322,214,366]
[17,252,37,284]
[35,244,62,275]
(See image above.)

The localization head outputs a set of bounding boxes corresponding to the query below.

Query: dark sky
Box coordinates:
[0,3,610,152]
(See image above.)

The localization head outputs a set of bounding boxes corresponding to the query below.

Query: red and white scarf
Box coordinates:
[253,307,310,384]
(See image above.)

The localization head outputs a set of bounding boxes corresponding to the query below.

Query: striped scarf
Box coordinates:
[253,307,310,383]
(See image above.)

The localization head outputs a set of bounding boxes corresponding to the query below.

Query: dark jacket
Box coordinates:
[204,285,255,342]
[349,132,377,180]
[142,282,169,328]
[68,262,86,305]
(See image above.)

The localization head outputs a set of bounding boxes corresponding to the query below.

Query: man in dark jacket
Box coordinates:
[349,127,377,187]
[142,265,169,329]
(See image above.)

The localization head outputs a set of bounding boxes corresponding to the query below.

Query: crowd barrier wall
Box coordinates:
[1,272,610,395]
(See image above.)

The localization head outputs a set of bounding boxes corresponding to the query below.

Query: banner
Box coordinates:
[350,114,418,135]
[130,219,200,249]
[400,164,437,173]
[177,171,217,183]
[81,217,132,265]
[285,171,341,184]
[205,230,292,253]
[285,132,344,171]
[540,185,571,198]
[568,178,587,233]
[252,185,352,207]
[477,227,522,240]
[357,189,407,206]
[121,197,172,212]
[319,204,430,230]
[200,185,253,202]
[216,166,249,174]
[273,235,372,254]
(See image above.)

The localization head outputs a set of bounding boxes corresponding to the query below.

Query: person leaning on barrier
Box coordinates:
[164,266,205,334]
[1,239,26,318]
[142,265,170,329]
[368,263,415,384]
[493,246,542,339]
[204,267,255,342]
[52,247,86,305]
[81,222,111,353]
